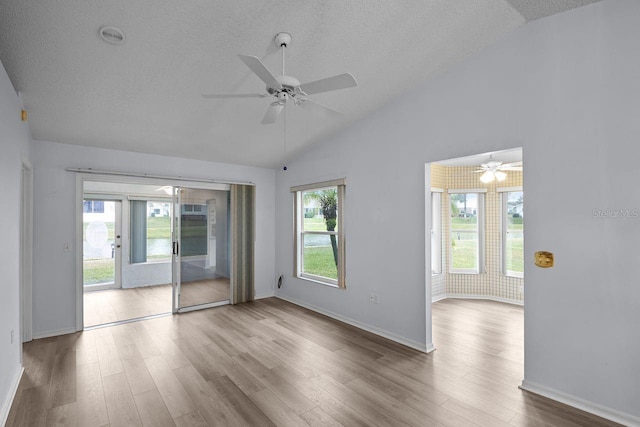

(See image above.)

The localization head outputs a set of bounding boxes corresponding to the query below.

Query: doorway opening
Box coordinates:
[81,180,231,328]
[427,147,524,372]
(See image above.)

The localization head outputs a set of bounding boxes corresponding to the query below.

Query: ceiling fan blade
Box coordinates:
[299,73,357,95]
[201,93,267,99]
[499,161,523,171]
[238,55,282,90]
[298,97,342,117]
[261,102,284,125]
[501,161,523,168]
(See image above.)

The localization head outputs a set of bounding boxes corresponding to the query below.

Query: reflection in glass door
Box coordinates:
[83,200,121,291]
[173,187,230,312]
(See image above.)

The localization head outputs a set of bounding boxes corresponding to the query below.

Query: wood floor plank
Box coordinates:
[102,372,142,427]
[9,297,624,427]
[45,401,77,427]
[248,388,309,427]
[20,338,57,389]
[76,361,109,427]
[146,331,191,370]
[95,332,124,377]
[239,352,317,415]
[133,388,176,427]
[207,375,276,427]
[299,406,344,427]
[173,410,209,427]
[75,330,99,366]
[48,350,77,409]
[173,364,243,427]
[6,384,50,426]
[144,355,197,418]
[122,354,156,396]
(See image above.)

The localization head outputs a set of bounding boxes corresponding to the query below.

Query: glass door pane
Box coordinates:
[173,187,230,312]
[83,200,121,290]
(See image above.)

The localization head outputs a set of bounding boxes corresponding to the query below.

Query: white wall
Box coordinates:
[275,0,640,422]
[32,140,276,336]
[0,60,32,423]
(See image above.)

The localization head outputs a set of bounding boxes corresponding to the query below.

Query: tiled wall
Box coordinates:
[430,164,523,304]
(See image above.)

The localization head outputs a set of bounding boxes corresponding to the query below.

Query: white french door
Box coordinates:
[83,199,122,291]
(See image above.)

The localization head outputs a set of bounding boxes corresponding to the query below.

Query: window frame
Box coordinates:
[431,189,443,275]
[448,188,486,274]
[292,179,346,288]
[499,187,524,278]
[129,198,173,264]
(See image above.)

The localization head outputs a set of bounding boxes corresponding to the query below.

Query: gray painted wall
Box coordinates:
[275,0,639,420]
[0,60,32,422]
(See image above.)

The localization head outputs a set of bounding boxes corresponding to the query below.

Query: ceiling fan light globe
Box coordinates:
[495,171,507,181]
[480,171,494,183]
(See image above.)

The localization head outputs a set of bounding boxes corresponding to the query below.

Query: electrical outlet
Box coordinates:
[63,242,71,252]
[369,292,379,304]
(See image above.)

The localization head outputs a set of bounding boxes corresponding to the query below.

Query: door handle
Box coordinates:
[172,241,179,255]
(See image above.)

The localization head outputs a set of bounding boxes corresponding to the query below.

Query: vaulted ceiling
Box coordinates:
[0,0,598,168]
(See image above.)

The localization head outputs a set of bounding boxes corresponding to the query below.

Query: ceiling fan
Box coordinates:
[475,156,522,183]
[201,32,357,124]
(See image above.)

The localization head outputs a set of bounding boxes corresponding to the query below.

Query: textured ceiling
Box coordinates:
[0,0,599,168]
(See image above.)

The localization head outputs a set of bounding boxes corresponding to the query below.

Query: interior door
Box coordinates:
[173,186,230,313]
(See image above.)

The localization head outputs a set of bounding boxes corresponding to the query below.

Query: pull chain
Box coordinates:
[283,100,287,171]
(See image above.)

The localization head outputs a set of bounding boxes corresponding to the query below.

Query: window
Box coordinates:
[502,189,524,277]
[130,200,172,263]
[292,179,346,288]
[449,190,485,274]
[431,191,442,275]
[180,203,208,257]
[83,200,104,213]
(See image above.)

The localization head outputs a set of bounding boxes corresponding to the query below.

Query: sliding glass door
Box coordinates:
[172,186,230,312]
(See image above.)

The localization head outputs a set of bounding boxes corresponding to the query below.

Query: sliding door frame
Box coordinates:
[74,173,241,331]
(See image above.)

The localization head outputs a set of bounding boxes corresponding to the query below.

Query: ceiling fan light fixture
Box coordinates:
[480,170,494,183]
[495,171,507,181]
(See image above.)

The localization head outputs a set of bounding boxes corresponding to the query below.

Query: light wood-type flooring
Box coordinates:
[8,298,620,426]
[84,279,230,327]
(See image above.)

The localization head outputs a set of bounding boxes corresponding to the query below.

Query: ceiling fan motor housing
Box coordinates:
[275,32,291,48]
[267,75,301,97]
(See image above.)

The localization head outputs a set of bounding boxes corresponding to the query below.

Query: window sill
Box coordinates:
[504,271,524,279]
[297,274,340,289]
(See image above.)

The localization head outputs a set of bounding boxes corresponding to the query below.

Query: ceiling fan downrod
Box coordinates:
[275,33,292,171]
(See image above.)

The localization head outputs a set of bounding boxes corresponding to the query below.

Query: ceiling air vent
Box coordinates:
[99,26,125,45]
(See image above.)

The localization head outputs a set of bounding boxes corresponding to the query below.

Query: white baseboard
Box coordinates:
[520,380,640,427]
[254,291,275,300]
[1,366,23,426]
[275,295,428,353]
[33,327,77,340]
[431,294,447,303]
[445,294,524,306]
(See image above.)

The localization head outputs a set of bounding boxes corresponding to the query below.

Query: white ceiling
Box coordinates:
[0,0,598,168]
